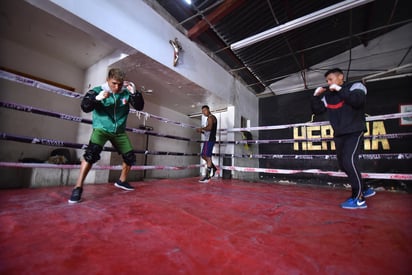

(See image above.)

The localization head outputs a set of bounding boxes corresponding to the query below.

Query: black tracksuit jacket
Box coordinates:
[311,82,367,137]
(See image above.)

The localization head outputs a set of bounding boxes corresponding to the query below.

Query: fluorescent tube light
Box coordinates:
[230,0,375,51]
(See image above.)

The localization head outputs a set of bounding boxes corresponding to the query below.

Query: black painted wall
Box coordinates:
[258,77,412,190]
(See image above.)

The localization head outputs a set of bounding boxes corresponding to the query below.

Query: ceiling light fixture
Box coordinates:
[184,0,192,5]
[230,0,375,51]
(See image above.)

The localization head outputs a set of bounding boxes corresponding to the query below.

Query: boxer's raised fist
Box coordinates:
[96,91,110,101]
[125,81,136,94]
[329,84,342,91]
[314,87,326,96]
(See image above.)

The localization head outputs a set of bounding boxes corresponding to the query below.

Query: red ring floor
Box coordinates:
[0,178,411,274]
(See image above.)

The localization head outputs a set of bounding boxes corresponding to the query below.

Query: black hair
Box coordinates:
[201,105,210,110]
[324,68,343,77]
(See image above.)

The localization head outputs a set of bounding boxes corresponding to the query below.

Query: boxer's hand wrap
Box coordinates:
[96,91,107,101]
[329,84,342,91]
[126,82,136,94]
[314,87,324,96]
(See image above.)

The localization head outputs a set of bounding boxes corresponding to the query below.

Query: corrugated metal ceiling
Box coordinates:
[155,0,412,94]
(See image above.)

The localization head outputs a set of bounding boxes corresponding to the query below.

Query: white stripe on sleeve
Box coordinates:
[350,82,367,94]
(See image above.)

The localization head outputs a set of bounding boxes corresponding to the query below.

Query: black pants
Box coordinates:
[334,131,366,199]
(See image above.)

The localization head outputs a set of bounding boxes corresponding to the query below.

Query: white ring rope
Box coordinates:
[0,69,197,129]
[1,70,411,181]
[221,166,412,181]
[0,162,203,171]
[2,69,411,133]
[222,112,412,132]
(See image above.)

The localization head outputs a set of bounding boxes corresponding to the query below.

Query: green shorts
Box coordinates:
[90,128,133,154]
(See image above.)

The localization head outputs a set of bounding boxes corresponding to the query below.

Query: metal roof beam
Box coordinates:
[187,0,245,39]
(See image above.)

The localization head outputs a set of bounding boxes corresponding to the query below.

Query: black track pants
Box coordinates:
[334,131,366,199]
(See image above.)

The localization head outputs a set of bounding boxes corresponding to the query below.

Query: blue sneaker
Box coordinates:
[341,198,367,209]
[363,188,376,198]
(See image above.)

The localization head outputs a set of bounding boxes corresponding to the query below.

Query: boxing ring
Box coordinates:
[1,69,412,274]
[1,68,412,181]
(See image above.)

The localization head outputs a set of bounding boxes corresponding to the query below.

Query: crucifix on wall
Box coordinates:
[169,38,183,67]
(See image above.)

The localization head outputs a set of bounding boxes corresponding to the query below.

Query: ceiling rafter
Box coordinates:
[187,0,245,40]
[157,0,412,95]
[359,1,375,46]
[266,0,306,89]
[228,19,412,73]
[189,1,267,93]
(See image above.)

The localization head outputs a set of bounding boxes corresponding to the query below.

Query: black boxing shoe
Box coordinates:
[114,180,134,191]
[210,166,217,177]
[198,176,210,183]
[68,187,83,204]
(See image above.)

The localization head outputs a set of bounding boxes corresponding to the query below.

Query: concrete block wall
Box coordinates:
[0,37,84,188]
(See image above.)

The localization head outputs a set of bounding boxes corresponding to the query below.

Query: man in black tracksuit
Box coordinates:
[311,68,375,209]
